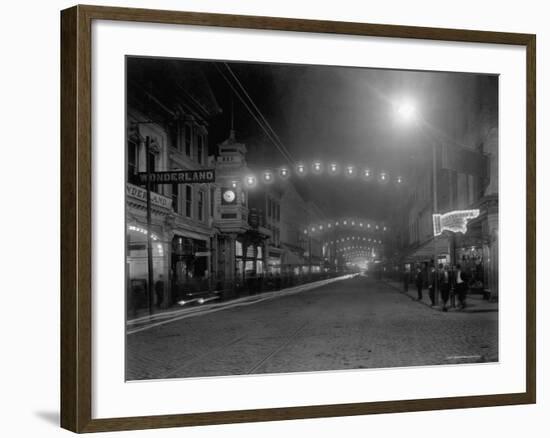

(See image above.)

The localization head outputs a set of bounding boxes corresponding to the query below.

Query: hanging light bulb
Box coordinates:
[279,167,290,179]
[312,161,323,175]
[262,170,274,184]
[362,168,373,181]
[345,165,356,177]
[244,174,257,188]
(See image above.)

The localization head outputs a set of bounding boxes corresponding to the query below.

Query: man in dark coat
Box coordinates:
[440,264,451,312]
[427,265,438,306]
[414,266,423,301]
[454,264,469,309]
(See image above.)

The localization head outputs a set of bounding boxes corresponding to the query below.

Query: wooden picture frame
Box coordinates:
[60,4,536,433]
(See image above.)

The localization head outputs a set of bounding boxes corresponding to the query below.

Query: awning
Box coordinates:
[405,236,450,261]
[281,249,305,266]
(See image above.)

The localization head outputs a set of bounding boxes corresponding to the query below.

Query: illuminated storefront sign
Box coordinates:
[433,209,480,236]
[126,183,172,209]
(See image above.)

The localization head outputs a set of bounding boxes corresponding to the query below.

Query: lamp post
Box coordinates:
[145,135,154,315]
[395,100,439,305]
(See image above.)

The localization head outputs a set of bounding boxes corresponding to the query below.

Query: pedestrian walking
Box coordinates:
[454,264,469,309]
[440,264,451,312]
[414,266,423,300]
[427,265,436,306]
[449,265,456,308]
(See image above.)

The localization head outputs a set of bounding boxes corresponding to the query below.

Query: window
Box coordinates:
[198,190,204,221]
[210,187,215,217]
[168,122,178,149]
[172,184,179,213]
[184,124,192,156]
[185,185,192,218]
[127,140,138,181]
[197,134,203,165]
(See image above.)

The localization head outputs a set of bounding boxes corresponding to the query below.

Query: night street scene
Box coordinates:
[125,57,499,381]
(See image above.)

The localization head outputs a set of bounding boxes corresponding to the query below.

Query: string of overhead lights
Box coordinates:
[304,219,388,235]
[326,236,383,245]
[240,161,404,189]
[336,245,376,253]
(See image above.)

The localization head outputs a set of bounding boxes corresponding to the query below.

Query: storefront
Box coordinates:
[234,230,268,295]
[126,223,168,313]
[171,234,211,301]
[267,248,282,275]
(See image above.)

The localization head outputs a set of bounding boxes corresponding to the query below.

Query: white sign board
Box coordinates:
[433,209,480,236]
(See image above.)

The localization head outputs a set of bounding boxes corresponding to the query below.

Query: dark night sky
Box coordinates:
[132,57,497,222]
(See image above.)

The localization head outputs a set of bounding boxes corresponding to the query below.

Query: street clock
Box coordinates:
[222,188,236,204]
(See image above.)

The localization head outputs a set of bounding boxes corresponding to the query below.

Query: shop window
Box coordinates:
[184,124,192,157]
[198,190,204,222]
[168,122,178,149]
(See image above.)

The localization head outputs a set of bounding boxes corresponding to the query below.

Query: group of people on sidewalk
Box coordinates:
[413,263,470,312]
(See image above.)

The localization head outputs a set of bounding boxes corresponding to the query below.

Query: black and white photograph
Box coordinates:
[125,56,499,381]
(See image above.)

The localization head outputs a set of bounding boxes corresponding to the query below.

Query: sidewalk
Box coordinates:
[127,274,356,334]
[384,280,498,313]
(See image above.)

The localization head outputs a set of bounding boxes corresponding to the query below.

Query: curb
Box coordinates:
[382,280,441,311]
[127,274,356,334]
[382,280,498,313]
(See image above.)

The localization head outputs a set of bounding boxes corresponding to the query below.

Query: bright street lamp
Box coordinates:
[394,97,440,305]
[395,100,417,123]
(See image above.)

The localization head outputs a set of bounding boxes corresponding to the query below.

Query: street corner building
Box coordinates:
[125,58,331,317]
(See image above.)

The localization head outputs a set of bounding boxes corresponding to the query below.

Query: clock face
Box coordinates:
[223,189,236,203]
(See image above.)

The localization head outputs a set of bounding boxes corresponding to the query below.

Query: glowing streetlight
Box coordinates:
[395,100,417,123]
[393,97,440,304]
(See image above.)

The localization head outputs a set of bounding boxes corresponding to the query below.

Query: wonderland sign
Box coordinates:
[433,209,480,236]
[137,169,215,184]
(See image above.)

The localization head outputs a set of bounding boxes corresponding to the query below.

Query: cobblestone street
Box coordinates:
[126,276,498,380]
